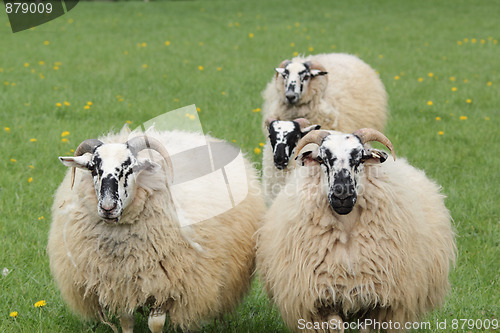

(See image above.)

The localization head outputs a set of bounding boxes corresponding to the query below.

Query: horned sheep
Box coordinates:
[48,126,266,332]
[261,53,388,133]
[256,128,456,332]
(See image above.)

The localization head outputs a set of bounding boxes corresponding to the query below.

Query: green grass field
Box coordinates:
[0,0,498,331]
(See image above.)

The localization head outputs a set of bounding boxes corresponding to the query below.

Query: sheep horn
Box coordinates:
[293,130,330,164]
[293,118,311,129]
[71,139,103,189]
[126,136,174,181]
[353,128,396,161]
[278,59,291,68]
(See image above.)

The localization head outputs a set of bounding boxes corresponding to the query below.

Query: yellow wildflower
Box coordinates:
[24,63,29,67]
[165,41,171,46]
[198,65,204,71]
[84,105,90,110]
[466,99,472,103]
[428,73,434,77]
[61,138,68,143]
[451,87,457,92]
[487,81,492,86]
[142,64,148,69]
[141,42,147,47]
[43,40,49,45]
[87,101,93,106]
[196,107,201,112]
[217,67,222,71]
[259,142,264,147]
[485,117,490,121]
[63,101,70,106]
[9,311,17,318]
[290,42,295,47]
[438,131,444,136]
[394,76,400,80]
[34,300,46,308]
[457,41,463,45]
[10,158,17,162]
[28,177,33,183]
[418,78,423,82]
[449,77,456,81]
[29,165,34,169]
[61,131,70,137]
[39,61,45,65]
[53,66,59,70]
[427,101,433,106]
[56,102,62,107]
[293,51,299,57]
[436,117,441,121]
[252,108,261,113]
[126,120,132,124]
[254,147,261,155]
[308,46,314,52]
[248,33,254,38]
[221,91,226,95]
[38,216,44,220]
[30,138,37,142]
[4,127,10,132]
[459,116,467,120]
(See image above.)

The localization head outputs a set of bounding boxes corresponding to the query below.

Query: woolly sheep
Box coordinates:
[262,117,320,202]
[48,126,266,333]
[261,53,388,134]
[256,128,456,333]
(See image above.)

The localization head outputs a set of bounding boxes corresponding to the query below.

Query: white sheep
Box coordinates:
[261,53,388,134]
[262,117,320,202]
[256,128,456,333]
[48,126,266,333]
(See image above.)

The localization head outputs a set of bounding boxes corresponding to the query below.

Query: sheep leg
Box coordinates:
[148,306,167,333]
[119,312,135,333]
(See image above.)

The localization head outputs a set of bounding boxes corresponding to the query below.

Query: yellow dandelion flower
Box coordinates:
[10,311,17,318]
[141,42,147,47]
[221,91,226,95]
[198,65,204,71]
[126,120,132,124]
[217,67,222,71]
[29,165,34,169]
[173,98,180,102]
[43,40,49,45]
[235,22,240,27]
[198,42,204,46]
[63,101,70,106]
[294,22,300,27]
[259,142,264,147]
[254,147,262,155]
[466,99,472,103]
[30,138,37,142]
[293,51,299,57]
[464,38,469,43]
[61,131,70,137]
[438,131,444,136]
[39,61,45,65]
[84,105,90,110]
[418,77,423,82]
[427,101,433,106]
[196,107,201,112]
[487,81,492,86]
[308,46,314,52]
[290,42,295,47]
[457,41,462,45]
[451,87,457,92]
[463,79,468,83]
[68,18,73,23]
[331,44,336,49]
[61,138,68,143]
[252,108,261,113]
[87,101,92,106]
[24,62,29,67]
[394,75,400,80]
[481,39,485,44]
[39,73,45,79]
[248,33,254,38]
[435,116,441,121]
[459,116,467,120]
[449,76,456,81]
[56,102,62,107]
[4,127,10,132]
[494,40,498,44]
[485,116,490,121]
[378,54,383,59]
[10,159,17,163]
[142,64,148,69]
[428,72,434,77]
[53,66,59,70]
[232,139,236,143]
[28,177,33,183]
[4,81,9,85]
[34,300,46,308]
[165,41,171,46]
[471,38,477,43]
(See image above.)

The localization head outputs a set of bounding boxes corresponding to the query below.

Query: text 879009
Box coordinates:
[5,2,53,14]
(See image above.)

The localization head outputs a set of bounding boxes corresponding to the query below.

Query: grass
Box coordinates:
[0,0,498,331]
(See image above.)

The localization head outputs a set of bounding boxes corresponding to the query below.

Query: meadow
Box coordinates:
[0,0,498,331]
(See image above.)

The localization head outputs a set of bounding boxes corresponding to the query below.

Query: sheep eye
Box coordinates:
[315,156,323,164]
[303,75,310,80]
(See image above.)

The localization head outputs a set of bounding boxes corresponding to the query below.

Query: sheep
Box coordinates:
[262,117,320,202]
[261,53,388,134]
[48,126,267,333]
[256,128,456,333]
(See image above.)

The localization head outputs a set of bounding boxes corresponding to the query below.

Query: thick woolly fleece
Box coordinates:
[262,53,388,133]
[256,158,456,333]
[48,128,266,330]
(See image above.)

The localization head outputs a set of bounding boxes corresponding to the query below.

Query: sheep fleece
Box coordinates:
[48,130,266,330]
[256,159,456,332]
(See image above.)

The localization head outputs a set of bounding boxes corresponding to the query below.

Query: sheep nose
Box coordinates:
[286,92,299,104]
[100,202,117,212]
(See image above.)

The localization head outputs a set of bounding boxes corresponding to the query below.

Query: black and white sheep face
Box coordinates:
[297,133,388,215]
[275,62,327,105]
[59,144,160,223]
[268,120,320,170]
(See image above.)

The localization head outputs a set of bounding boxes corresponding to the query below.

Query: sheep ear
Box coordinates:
[310,69,328,77]
[362,149,389,164]
[275,67,286,75]
[59,155,92,170]
[301,125,321,136]
[295,147,319,167]
[134,158,161,175]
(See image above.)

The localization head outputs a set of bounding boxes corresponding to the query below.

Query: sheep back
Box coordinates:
[256,158,455,332]
[262,53,388,133]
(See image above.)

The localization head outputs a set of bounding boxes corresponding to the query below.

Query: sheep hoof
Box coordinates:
[148,308,166,333]
[327,314,344,333]
[119,313,134,333]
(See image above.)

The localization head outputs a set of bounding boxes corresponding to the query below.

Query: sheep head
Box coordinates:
[295,128,395,215]
[265,117,320,170]
[275,60,328,105]
[59,136,172,223]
